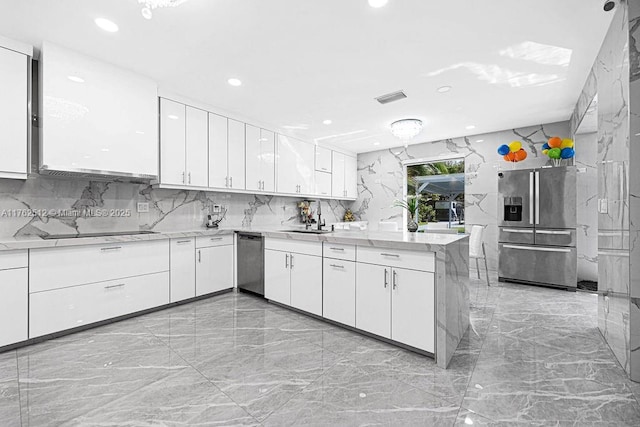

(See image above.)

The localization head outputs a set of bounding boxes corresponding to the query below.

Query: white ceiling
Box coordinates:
[0,0,613,153]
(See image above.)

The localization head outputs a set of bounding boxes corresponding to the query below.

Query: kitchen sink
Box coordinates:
[284,229,333,235]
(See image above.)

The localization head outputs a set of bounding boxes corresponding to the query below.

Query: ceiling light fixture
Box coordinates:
[466,125,476,130]
[95,18,119,32]
[138,0,189,20]
[228,78,242,87]
[167,114,179,120]
[373,142,380,146]
[437,86,452,93]
[67,76,85,83]
[475,139,484,143]
[368,0,389,8]
[390,119,423,140]
[323,120,332,125]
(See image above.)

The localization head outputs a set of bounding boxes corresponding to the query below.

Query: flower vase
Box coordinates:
[407,218,418,232]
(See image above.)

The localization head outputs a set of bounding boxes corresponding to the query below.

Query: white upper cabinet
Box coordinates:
[344,155,358,198]
[315,171,331,197]
[0,38,30,180]
[276,134,315,195]
[228,119,246,190]
[331,151,357,199]
[315,146,332,173]
[160,100,208,187]
[40,42,158,179]
[160,99,186,185]
[247,125,276,193]
[208,113,228,188]
[185,106,208,187]
[331,151,346,198]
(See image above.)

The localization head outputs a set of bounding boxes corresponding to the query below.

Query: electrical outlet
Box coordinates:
[598,199,608,214]
[137,202,149,213]
[213,205,221,213]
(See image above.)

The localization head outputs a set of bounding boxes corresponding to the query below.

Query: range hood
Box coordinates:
[39,42,159,181]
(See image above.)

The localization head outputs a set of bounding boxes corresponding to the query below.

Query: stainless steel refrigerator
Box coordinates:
[498,166,577,290]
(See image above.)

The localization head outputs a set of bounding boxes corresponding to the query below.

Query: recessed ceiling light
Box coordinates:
[67,75,85,83]
[167,115,179,120]
[135,130,145,134]
[466,125,476,130]
[228,78,242,87]
[323,120,332,125]
[95,18,119,33]
[373,142,380,146]
[476,139,484,143]
[437,86,452,93]
[101,148,110,152]
[368,0,389,8]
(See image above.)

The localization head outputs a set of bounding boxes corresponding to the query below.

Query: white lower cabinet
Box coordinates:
[29,272,170,338]
[265,249,292,306]
[0,267,28,347]
[290,252,322,316]
[265,243,322,316]
[170,238,196,302]
[356,262,435,353]
[322,258,356,327]
[196,245,234,296]
[355,263,391,338]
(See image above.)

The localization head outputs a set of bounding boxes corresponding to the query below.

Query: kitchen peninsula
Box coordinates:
[0,228,469,368]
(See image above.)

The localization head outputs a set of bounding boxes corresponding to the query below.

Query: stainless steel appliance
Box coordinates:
[237,232,264,296]
[498,166,577,290]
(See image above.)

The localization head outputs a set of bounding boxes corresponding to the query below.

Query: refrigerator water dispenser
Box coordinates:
[503,197,523,221]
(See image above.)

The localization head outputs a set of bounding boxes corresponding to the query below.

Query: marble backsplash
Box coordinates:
[0,176,351,239]
[351,121,587,272]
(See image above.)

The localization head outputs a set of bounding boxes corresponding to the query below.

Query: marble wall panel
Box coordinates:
[576,132,599,282]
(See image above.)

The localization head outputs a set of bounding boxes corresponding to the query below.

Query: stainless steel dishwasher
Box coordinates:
[237,232,264,296]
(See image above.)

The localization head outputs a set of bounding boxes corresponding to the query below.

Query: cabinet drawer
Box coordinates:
[0,250,28,270]
[30,240,170,293]
[323,258,355,327]
[356,246,435,272]
[0,268,28,347]
[323,242,356,261]
[196,234,234,248]
[29,272,170,338]
[265,237,322,257]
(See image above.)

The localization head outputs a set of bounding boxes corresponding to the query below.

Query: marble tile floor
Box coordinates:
[1,274,640,426]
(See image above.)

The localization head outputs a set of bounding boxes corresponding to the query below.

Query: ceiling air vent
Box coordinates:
[375,90,407,105]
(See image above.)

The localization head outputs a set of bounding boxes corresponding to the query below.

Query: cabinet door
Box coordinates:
[331,151,345,198]
[196,245,234,296]
[245,124,262,191]
[260,129,276,192]
[0,268,28,346]
[185,106,208,187]
[208,113,228,188]
[276,135,299,194]
[265,250,290,305]
[228,119,246,190]
[323,259,355,327]
[391,268,435,353]
[297,140,316,195]
[170,238,196,302]
[160,99,186,185]
[355,263,391,338]
[0,47,28,178]
[344,155,358,198]
[315,146,332,173]
[290,253,322,316]
[315,171,332,197]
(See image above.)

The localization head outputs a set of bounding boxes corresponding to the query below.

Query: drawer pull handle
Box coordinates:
[176,240,192,244]
[210,237,223,241]
[101,246,122,252]
[105,283,125,289]
[329,247,345,251]
[393,270,398,290]
[329,264,344,269]
[381,253,400,258]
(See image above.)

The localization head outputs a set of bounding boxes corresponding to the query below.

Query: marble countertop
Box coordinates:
[0,227,467,252]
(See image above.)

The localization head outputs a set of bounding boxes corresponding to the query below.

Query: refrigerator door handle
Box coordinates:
[503,244,571,253]
[529,171,534,225]
[535,171,540,225]
[536,230,571,235]
[502,228,534,233]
